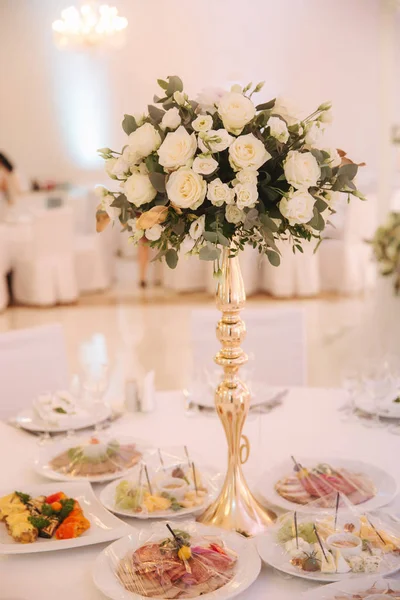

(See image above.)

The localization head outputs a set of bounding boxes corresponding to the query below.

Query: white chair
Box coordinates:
[190,307,307,386]
[261,240,320,297]
[0,225,9,311]
[74,191,116,293]
[0,323,69,419]
[12,207,78,306]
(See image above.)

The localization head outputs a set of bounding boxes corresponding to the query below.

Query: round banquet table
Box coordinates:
[1,387,400,600]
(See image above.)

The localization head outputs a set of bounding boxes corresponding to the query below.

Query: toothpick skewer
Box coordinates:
[144,464,153,495]
[158,448,165,471]
[366,516,386,545]
[291,455,302,472]
[184,445,190,467]
[334,492,340,530]
[138,462,143,487]
[313,524,327,561]
[191,462,198,496]
[166,523,180,544]
[294,512,299,549]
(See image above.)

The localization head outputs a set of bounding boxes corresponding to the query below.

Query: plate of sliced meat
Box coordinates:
[93,520,261,600]
[256,457,397,513]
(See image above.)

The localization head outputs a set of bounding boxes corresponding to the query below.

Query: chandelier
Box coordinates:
[52,3,128,49]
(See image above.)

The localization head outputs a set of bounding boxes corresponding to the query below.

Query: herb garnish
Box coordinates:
[15,491,31,504]
[394,397,400,404]
[54,407,67,414]
[58,498,75,521]
[41,503,54,516]
[28,516,51,530]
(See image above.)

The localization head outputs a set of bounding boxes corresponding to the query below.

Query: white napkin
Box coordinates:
[33,391,88,423]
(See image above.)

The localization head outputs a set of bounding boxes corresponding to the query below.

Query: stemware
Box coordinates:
[81,362,110,431]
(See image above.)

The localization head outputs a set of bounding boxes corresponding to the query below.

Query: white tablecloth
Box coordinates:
[1,387,400,600]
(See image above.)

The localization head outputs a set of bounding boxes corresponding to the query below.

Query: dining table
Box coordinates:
[1,386,400,600]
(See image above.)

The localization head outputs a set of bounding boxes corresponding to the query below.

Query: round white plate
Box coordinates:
[14,403,112,433]
[99,466,220,519]
[93,521,261,600]
[256,457,398,514]
[256,518,400,583]
[303,576,400,598]
[354,392,400,419]
[34,436,152,483]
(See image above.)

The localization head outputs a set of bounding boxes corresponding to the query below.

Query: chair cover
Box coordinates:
[13,207,78,306]
[0,323,69,419]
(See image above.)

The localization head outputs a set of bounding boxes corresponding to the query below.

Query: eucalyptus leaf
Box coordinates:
[122,114,138,135]
[148,105,165,124]
[166,75,183,97]
[266,250,280,266]
[203,231,218,243]
[308,207,325,231]
[199,243,221,261]
[111,193,127,208]
[157,79,168,90]
[172,221,185,235]
[148,172,166,193]
[338,163,358,180]
[256,98,276,111]
[166,248,178,269]
[314,198,328,212]
[320,165,332,180]
[217,232,230,247]
[310,148,324,164]
[260,213,279,232]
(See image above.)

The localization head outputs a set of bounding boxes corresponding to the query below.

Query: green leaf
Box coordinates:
[266,250,280,266]
[189,100,199,111]
[338,163,358,180]
[157,79,168,90]
[260,213,278,232]
[203,231,218,243]
[148,172,166,193]
[308,207,325,231]
[166,75,183,97]
[256,98,276,111]
[122,114,138,135]
[217,232,230,247]
[294,244,304,253]
[148,105,165,124]
[166,248,178,269]
[314,198,328,212]
[320,165,332,180]
[151,248,167,262]
[199,243,221,261]
[145,153,163,173]
[310,148,324,164]
[111,193,127,208]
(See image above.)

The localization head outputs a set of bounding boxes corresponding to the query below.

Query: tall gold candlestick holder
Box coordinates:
[197,248,276,536]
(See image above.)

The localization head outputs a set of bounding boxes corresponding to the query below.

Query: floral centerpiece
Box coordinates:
[370,212,400,294]
[96,75,364,272]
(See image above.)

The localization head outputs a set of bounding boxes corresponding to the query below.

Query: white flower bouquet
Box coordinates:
[96,76,364,270]
[370,212,400,294]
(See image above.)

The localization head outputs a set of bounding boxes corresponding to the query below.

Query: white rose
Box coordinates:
[198,129,233,153]
[234,182,258,209]
[161,107,181,130]
[166,167,207,209]
[111,156,130,178]
[192,115,213,132]
[218,91,256,134]
[323,147,341,168]
[207,178,235,206]
[196,87,226,114]
[173,91,187,106]
[158,126,197,169]
[319,108,333,123]
[229,133,271,171]
[125,123,161,165]
[134,113,146,126]
[305,121,323,146]
[236,169,258,185]
[95,185,108,198]
[145,224,163,241]
[283,150,320,189]
[225,204,244,224]
[105,158,117,178]
[100,193,121,220]
[124,172,157,207]
[267,116,289,144]
[189,215,205,240]
[192,155,218,175]
[279,189,315,225]
[272,96,302,125]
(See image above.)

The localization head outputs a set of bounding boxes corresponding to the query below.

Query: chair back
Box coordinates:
[191,307,306,387]
[0,323,69,418]
[31,207,74,258]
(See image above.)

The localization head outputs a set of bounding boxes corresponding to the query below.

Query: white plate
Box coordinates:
[256,517,400,583]
[256,457,398,514]
[355,392,400,419]
[34,436,152,483]
[93,520,261,600]
[14,403,112,433]
[99,465,220,519]
[0,481,133,554]
[303,576,400,598]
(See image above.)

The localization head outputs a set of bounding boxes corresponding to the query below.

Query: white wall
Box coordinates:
[0,0,381,187]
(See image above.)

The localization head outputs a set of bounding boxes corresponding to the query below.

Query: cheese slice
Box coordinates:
[334,549,351,573]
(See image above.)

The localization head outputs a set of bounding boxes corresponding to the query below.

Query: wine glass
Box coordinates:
[340,368,362,422]
[362,360,391,429]
[81,363,110,431]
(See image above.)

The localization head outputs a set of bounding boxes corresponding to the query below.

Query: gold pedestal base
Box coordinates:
[197,249,277,536]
